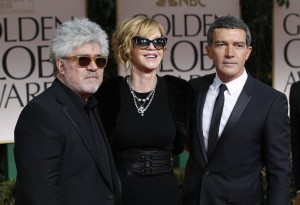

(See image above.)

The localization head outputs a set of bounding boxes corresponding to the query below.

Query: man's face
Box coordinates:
[56,43,105,100]
[206,28,252,83]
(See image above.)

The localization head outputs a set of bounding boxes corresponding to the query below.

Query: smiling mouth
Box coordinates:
[144,54,157,58]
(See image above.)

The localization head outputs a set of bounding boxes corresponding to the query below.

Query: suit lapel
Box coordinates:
[209,74,254,158]
[51,81,115,191]
[94,108,122,195]
[93,106,117,189]
[221,90,251,137]
[193,75,214,164]
[196,91,209,163]
[211,90,251,156]
[63,103,116,190]
[62,107,98,160]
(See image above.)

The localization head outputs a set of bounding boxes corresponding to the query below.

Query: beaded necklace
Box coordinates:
[127,76,157,116]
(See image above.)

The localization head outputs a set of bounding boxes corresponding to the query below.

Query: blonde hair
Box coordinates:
[111,16,165,69]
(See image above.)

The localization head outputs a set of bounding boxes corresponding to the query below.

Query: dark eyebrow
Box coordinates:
[234,41,246,45]
[214,40,225,44]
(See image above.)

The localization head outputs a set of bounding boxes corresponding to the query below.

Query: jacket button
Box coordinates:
[107,194,114,200]
[205,171,210,176]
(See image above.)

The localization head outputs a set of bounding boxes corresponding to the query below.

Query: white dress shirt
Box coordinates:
[202,69,248,150]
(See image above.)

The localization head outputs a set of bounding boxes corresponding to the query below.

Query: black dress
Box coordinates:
[112,77,183,205]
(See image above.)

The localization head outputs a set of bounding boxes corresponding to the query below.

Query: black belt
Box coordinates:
[114,150,173,176]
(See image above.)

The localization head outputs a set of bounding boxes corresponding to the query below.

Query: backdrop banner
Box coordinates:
[0,0,86,143]
[116,0,240,79]
[273,0,300,100]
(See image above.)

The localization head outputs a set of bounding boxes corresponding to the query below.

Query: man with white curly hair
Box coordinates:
[14,18,121,205]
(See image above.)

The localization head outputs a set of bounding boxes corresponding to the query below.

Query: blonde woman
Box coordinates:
[95,16,192,205]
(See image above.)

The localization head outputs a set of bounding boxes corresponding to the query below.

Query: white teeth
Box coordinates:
[146,55,156,58]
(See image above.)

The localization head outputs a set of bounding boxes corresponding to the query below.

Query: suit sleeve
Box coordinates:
[290,83,300,191]
[264,92,291,205]
[14,102,64,205]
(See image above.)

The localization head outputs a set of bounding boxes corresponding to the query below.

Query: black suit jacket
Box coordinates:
[14,79,121,205]
[183,73,291,205]
[290,81,300,191]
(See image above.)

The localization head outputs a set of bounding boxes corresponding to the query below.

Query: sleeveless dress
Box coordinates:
[112,77,183,205]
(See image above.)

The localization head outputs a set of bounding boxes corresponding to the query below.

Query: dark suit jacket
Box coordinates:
[14,79,121,205]
[290,81,300,191]
[183,73,291,205]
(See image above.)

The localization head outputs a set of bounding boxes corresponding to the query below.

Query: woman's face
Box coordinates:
[130,30,165,75]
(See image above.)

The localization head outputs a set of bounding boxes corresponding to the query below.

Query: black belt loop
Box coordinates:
[114,150,173,176]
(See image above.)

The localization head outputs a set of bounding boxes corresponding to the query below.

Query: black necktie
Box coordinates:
[207,84,227,157]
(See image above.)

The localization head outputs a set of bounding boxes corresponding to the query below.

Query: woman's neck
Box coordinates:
[127,74,157,92]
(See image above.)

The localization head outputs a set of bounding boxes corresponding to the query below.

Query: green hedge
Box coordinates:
[0,180,14,205]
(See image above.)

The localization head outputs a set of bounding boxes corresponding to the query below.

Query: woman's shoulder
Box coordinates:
[162,75,190,90]
[161,75,193,101]
[163,74,188,84]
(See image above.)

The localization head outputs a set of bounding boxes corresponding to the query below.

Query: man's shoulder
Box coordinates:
[189,73,214,83]
[291,81,300,90]
[27,83,54,104]
[290,81,300,101]
[252,77,284,96]
[188,73,215,91]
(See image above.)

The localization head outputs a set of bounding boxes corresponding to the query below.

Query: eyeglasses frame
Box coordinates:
[61,55,108,69]
[132,36,168,50]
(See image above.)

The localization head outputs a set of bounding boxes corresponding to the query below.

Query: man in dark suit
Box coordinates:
[290,81,300,205]
[14,18,121,205]
[183,15,291,205]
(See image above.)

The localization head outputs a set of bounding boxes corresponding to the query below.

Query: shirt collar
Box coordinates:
[56,78,97,110]
[213,69,248,95]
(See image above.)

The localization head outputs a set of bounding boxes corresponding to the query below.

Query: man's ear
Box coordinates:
[56,59,65,74]
[245,46,252,61]
[205,45,212,59]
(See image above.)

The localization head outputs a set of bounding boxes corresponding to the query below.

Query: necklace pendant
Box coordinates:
[138,106,145,115]
[138,106,146,116]
[127,77,156,117]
